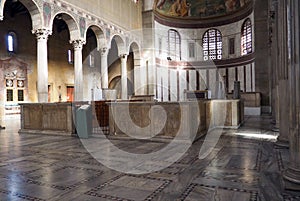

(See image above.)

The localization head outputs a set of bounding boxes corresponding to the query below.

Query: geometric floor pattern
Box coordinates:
[0,115,299,201]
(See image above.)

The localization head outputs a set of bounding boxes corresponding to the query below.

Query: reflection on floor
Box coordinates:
[0,115,298,201]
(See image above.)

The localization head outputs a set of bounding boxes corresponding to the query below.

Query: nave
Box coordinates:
[0,115,298,201]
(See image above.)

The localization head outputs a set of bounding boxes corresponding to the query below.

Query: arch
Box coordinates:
[50,12,80,41]
[128,41,141,59]
[168,29,181,61]
[241,18,252,55]
[110,34,126,56]
[1,0,43,30]
[86,25,107,50]
[202,28,222,61]
[109,76,133,99]
[129,41,144,95]
[109,76,121,99]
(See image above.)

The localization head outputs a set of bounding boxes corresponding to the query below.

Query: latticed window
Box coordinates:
[6,89,13,102]
[7,32,17,53]
[168,29,181,61]
[203,29,222,61]
[18,90,24,101]
[241,18,252,55]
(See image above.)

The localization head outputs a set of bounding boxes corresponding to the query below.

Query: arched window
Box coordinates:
[203,29,222,61]
[241,18,252,55]
[7,32,17,53]
[67,49,73,64]
[168,29,181,61]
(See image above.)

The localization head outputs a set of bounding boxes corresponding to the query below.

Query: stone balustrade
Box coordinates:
[18,99,243,140]
[19,102,75,136]
[109,99,243,142]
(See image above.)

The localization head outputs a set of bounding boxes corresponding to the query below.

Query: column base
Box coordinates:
[275,138,289,148]
[283,167,300,190]
[272,127,280,132]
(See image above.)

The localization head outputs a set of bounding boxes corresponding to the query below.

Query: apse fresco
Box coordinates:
[155,0,251,18]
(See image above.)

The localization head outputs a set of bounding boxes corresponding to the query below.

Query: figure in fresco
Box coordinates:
[239,0,245,7]
[225,0,240,12]
[156,0,167,9]
[213,4,226,14]
[168,0,191,17]
[156,0,247,18]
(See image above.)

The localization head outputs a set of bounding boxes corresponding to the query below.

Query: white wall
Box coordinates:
[153,12,255,101]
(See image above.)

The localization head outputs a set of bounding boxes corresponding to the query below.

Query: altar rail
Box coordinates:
[19,100,243,138]
[108,99,243,141]
[19,103,75,135]
[227,92,261,115]
[109,101,207,141]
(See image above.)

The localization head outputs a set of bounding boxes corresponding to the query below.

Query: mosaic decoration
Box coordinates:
[105,28,110,41]
[126,36,129,48]
[154,0,251,18]
[43,2,51,27]
[79,17,86,38]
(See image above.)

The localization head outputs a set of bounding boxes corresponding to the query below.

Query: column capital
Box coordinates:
[120,54,128,59]
[100,47,109,56]
[32,28,52,40]
[70,39,86,50]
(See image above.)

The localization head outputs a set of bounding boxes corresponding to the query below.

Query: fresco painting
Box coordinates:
[155,0,250,18]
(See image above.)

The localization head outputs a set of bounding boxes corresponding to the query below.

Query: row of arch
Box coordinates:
[0,0,144,103]
[0,0,141,55]
[166,18,253,61]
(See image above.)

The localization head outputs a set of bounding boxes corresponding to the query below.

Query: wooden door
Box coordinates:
[66,86,74,102]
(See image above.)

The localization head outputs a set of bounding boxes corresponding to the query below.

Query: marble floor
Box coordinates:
[0,115,299,201]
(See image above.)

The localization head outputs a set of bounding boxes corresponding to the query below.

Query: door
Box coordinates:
[66,86,74,102]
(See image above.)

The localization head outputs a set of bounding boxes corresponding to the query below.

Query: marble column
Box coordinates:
[100,47,109,89]
[71,39,85,101]
[283,0,300,190]
[33,29,52,103]
[269,0,279,131]
[276,0,289,147]
[0,83,5,129]
[120,54,128,100]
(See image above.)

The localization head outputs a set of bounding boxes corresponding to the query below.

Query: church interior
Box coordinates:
[0,0,300,200]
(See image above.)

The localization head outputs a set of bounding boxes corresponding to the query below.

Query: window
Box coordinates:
[168,29,181,61]
[18,90,24,101]
[241,18,252,55]
[188,42,195,58]
[7,32,17,53]
[203,29,222,61]
[229,38,235,55]
[89,53,95,67]
[68,49,73,64]
[158,38,162,55]
[7,89,13,101]
[6,79,13,87]
[17,80,24,88]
